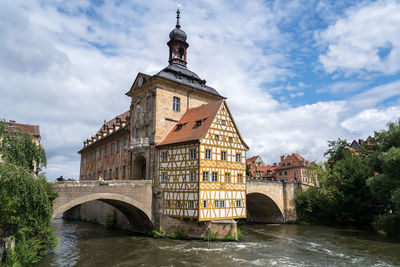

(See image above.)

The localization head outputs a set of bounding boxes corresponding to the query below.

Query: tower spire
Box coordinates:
[176,7,181,29]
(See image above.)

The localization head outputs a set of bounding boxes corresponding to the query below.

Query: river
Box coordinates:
[36,218,400,267]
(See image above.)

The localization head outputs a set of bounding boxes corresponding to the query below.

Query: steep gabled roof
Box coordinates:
[96,110,130,135]
[157,100,224,146]
[5,121,40,137]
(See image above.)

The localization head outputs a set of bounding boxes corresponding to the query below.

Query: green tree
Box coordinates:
[324,138,351,167]
[366,119,400,236]
[0,121,56,265]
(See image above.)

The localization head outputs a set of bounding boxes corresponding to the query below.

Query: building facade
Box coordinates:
[78,9,248,223]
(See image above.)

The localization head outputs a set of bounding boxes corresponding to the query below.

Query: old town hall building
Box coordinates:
[79,9,248,223]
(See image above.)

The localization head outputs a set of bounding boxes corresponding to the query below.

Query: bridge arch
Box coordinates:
[53,192,153,233]
[246,192,284,223]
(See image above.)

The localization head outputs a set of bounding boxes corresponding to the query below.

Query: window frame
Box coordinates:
[173,96,181,112]
[212,172,218,182]
[205,149,211,159]
[161,152,167,162]
[236,153,241,163]
[202,171,209,182]
[190,148,197,159]
[221,151,227,161]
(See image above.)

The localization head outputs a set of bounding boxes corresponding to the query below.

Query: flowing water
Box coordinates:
[36,218,400,267]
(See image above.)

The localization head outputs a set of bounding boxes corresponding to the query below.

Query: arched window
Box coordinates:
[179,47,184,59]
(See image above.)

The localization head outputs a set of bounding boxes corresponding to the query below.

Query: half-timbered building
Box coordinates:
[157,100,248,221]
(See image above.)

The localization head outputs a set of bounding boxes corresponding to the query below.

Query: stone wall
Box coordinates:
[63,200,131,230]
[159,215,237,239]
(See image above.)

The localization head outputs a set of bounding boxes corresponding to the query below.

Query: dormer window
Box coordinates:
[196,120,203,126]
[177,124,183,130]
[221,120,226,125]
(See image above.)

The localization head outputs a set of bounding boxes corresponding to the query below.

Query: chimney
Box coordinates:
[280,155,285,162]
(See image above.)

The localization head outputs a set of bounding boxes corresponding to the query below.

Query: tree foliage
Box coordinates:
[0,121,56,265]
[296,119,400,237]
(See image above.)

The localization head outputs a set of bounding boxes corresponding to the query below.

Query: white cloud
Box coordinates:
[318,0,400,75]
[341,106,400,135]
[1,0,399,179]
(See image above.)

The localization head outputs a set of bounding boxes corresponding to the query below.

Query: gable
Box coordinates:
[200,101,248,150]
[125,72,151,96]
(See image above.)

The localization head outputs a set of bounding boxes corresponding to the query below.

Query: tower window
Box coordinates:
[173,97,180,112]
[147,96,151,112]
[179,47,184,59]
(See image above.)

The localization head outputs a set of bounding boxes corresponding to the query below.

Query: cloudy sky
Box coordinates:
[1,0,400,179]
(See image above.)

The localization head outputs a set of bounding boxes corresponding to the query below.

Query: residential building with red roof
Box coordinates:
[275,153,314,185]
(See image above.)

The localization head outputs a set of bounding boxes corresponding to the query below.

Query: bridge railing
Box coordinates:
[246,177,301,184]
[53,180,152,187]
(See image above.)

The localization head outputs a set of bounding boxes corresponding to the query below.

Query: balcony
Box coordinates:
[130,137,150,154]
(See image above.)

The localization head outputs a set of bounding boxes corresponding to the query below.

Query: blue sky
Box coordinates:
[1,0,400,179]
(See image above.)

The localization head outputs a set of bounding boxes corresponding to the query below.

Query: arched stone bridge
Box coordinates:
[52,180,153,233]
[246,179,305,223]
[52,179,305,231]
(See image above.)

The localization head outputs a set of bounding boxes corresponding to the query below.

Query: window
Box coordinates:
[212,172,218,182]
[236,153,241,163]
[145,125,150,138]
[146,96,151,112]
[284,171,288,175]
[109,169,112,179]
[177,124,183,130]
[100,148,103,158]
[238,174,243,183]
[236,200,242,207]
[202,172,209,182]
[122,166,126,178]
[167,200,170,208]
[189,200,194,209]
[279,171,282,176]
[110,143,114,154]
[203,200,207,208]
[196,119,203,126]
[229,137,233,142]
[89,174,91,180]
[179,47,184,59]
[136,128,140,138]
[98,171,101,178]
[220,200,225,208]
[190,172,196,182]
[161,173,167,183]
[215,135,219,141]
[176,200,180,209]
[117,140,120,153]
[103,170,107,179]
[205,149,211,159]
[124,137,128,150]
[94,150,97,160]
[161,152,167,162]
[173,97,180,112]
[225,173,231,183]
[221,151,227,161]
[221,120,226,125]
[115,167,119,179]
[215,200,219,208]
[190,149,196,159]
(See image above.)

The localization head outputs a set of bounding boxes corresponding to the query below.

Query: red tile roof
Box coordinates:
[275,153,307,170]
[157,100,224,146]
[246,156,259,165]
[5,121,40,137]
